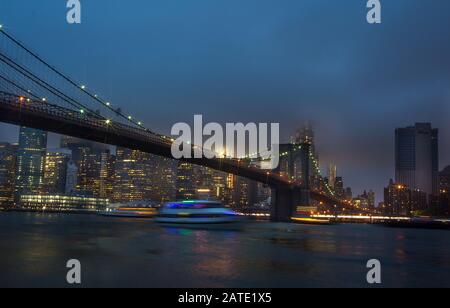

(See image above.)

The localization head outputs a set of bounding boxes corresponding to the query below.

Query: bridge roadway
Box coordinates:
[0,92,341,221]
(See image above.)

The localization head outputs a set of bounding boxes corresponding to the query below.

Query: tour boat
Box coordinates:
[155,200,241,224]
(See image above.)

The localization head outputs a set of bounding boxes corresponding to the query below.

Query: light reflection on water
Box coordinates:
[0,212,449,288]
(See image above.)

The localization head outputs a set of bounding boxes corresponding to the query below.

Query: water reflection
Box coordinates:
[0,212,449,287]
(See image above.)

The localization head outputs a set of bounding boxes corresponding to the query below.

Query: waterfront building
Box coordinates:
[20,194,108,212]
[0,142,18,207]
[352,196,369,212]
[14,127,47,202]
[383,179,427,216]
[384,180,411,216]
[438,166,450,216]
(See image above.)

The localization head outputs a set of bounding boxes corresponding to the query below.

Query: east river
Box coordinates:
[0,212,448,287]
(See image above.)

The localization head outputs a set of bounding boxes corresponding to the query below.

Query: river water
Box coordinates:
[0,212,448,288]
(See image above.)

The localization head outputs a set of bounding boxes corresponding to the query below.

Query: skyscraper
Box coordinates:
[334,176,344,199]
[43,149,72,194]
[146,155,177,202]
[113,147,150,202]
[328,163,337,189]
[395,123,439,197]
[60,136,109,197]
[0,143,18,207]
[65,160,78,195]
[14,127,47,202]
[176,162,196,200]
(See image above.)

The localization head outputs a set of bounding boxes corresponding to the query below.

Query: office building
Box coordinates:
[43,149,72,194]
[14,127,47,202]
[20,194,108,212]
[395,123,439,198]
[0,143,18,207]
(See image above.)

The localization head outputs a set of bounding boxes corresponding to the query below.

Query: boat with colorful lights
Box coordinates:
[155,200,241,224]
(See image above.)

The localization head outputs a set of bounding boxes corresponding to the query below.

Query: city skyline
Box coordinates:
[1,1,450,290]
[1,1,450,201]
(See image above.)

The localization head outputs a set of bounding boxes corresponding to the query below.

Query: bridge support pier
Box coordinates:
[270,187,306,222]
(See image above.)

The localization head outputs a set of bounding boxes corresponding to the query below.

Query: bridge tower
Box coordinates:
[270,143,311,222]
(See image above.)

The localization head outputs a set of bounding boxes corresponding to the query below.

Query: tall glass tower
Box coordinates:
[14,127,47,202]
[395,123,439,197]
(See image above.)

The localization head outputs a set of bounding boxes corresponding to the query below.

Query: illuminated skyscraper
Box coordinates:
[60,136,109,197]
[0,143,18,207]
[395,123,439,198]
[98,151,115,199]
[113,147,149,202]
[232,177,257,210]
[334,176,344,199]
[14,127,47,202]
[43,149,71,194]
[147,156,177,202]
[176,162,196,200]
[328,163,337,189]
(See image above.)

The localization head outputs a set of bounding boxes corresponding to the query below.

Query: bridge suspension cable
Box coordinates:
[0,28,151,132]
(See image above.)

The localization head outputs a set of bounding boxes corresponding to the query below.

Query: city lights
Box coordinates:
[0,4,449,290]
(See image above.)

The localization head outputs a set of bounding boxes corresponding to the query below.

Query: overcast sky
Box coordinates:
[1,0,449,202]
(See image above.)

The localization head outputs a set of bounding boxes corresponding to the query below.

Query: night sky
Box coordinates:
[1,0,449,202]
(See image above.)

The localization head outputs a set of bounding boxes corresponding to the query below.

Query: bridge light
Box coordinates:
[138,122,142,126]
[0,25,3,30]
[105,119,111,124]
[80,109,84,114]
[105,102,110,106]
[19,97,24,102]
[42,98,46,102]
[81,85,86,90]
[128,116,132,120]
